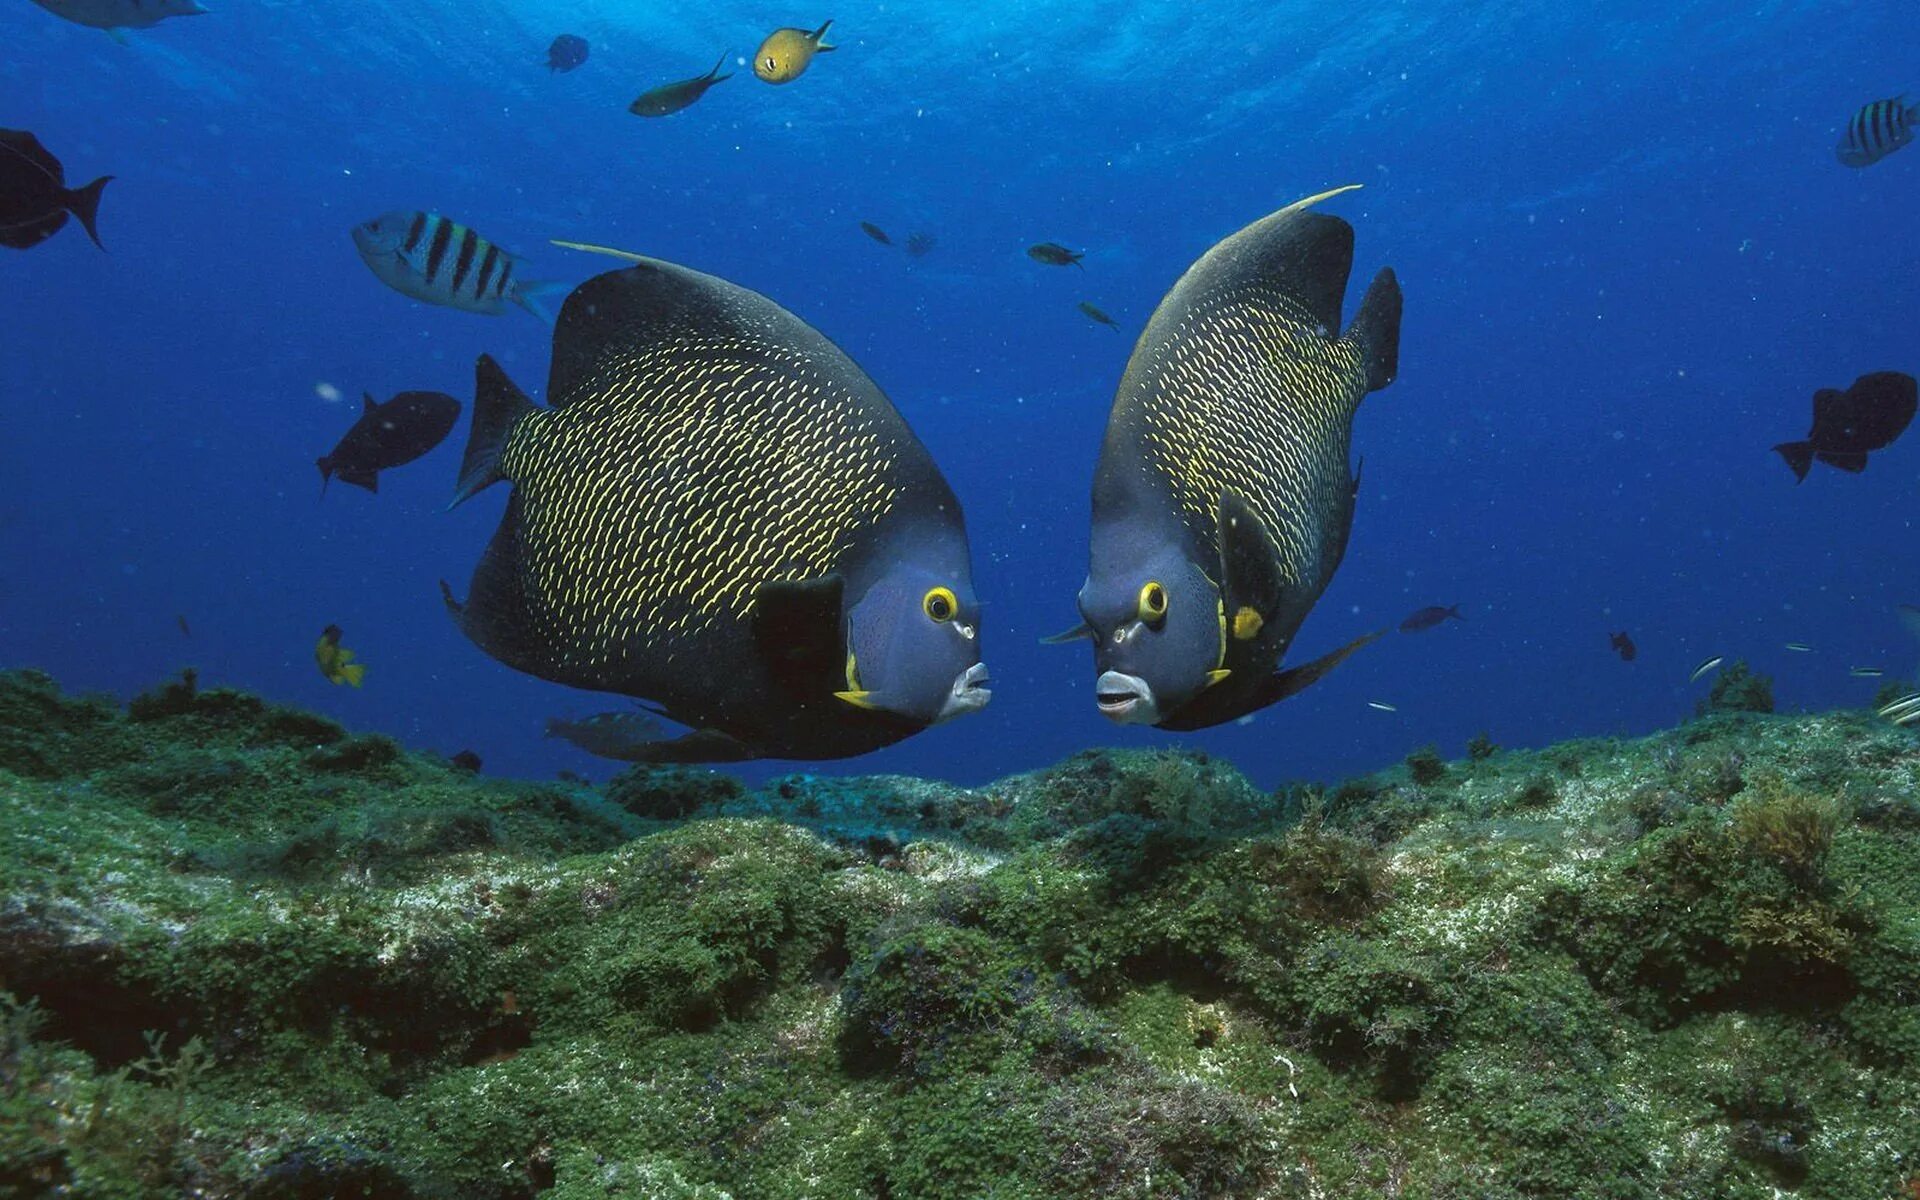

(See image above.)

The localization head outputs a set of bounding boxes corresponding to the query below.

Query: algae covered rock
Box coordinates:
[2,670,1919,1198]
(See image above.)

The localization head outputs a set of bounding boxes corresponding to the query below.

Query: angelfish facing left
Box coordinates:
[442,246,990,763]
[1058,185,1402,730]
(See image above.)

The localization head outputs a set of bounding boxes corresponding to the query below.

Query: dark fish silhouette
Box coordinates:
[1078,301,1120,331]
[859,221,892,245]
[546,712,668,761]
[318,390,461,494]
[1837,96,1916,168]
[1774,371,1916,482]
[1399,605,1462,633]
[629,54,732,117]
[442,243,990,762]
[0,130,110,251]
[176,614,191,638]
[547,34,588,73]
[1610,631,1637,662]
[449,749,482,773]
[1028,242,1084,268]
[904,232,935,258]
[1056,185,1400,730]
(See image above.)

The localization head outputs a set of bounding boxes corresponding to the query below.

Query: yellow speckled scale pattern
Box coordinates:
[499,333,903,673]
[1132,281,1365,584]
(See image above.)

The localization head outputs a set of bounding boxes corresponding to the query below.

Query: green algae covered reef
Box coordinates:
[3,668,1920,1199]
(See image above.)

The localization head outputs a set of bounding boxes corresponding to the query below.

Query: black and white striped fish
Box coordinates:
[352,211,564,321]
[1837,96,1918,168]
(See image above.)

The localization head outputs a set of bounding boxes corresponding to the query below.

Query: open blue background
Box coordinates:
[3,0,1916,787]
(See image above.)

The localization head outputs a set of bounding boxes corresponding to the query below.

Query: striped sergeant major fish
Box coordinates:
[1837,95,1918,168]
[352,211,565,321]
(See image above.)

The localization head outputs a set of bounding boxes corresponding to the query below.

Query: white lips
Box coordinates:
[1095,670,1160,725]
[936,662,992,723]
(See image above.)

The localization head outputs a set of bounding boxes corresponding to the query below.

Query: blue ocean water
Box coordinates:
[2,0,1916,788]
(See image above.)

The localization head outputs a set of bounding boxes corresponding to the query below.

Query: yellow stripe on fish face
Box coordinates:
[1133,282,1367,591]
[497,332,905,673]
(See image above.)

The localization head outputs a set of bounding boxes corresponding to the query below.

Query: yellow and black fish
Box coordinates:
[1053,185,1401,730]
[753,20,834,84]
[315,624,366,687]
[442,244,990,763]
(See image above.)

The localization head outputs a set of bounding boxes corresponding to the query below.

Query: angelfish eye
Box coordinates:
[923,586,958,623]
[1137,580,1168,623]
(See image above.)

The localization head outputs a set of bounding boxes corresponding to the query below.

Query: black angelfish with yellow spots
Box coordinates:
[442,245,990,762]
[1056,185,1401,730]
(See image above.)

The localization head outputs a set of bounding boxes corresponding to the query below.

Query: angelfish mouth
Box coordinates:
[935,662,991,723]
[1095,671,1159,725]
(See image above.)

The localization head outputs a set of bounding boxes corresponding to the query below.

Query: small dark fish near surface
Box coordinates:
[353,211,566,321]
[547,34,588,73]
[442,242,990,762]
[1400,604,1462,633]
[1610,631,1637,662]
[1056,185,1401,730]
[1028,242,1085,268]
[0,130,111,251]
[904,232,935,258]
[1774,371,1915,481]
[176,614,192,638]
[318,390,461,494]
[1078,301,1120,331]
[546,712,667,762]
[860,221,892,246]
[630,54,732,117]
[1837,96,1917,168]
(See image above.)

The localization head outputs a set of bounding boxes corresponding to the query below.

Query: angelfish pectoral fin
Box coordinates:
[751,574,848,698]
[1217,491,1283,627]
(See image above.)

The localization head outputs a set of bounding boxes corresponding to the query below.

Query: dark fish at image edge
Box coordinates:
[0,129,111,251]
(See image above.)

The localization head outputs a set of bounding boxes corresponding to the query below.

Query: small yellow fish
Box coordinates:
[315,624,366,687]
[753,20,835,84]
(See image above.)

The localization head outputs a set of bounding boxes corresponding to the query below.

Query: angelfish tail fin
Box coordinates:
[1347,266,1401,393]
[66,176,111,250]
[341,663,366,688]
[1773,441,1814,483]
[451,355,535,507]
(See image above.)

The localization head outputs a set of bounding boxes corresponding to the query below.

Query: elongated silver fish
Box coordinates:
[441,243,990,762]
[352,211,564,321]
[1054,184,1401,730]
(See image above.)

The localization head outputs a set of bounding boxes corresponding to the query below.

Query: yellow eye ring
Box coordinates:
[923,586,958,623]
[1138,580,1168,622]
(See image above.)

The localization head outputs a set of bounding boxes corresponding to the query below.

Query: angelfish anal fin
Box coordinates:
[1217,491,1283,629]
[1256,629,1383,707]
[752,574,847,698]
